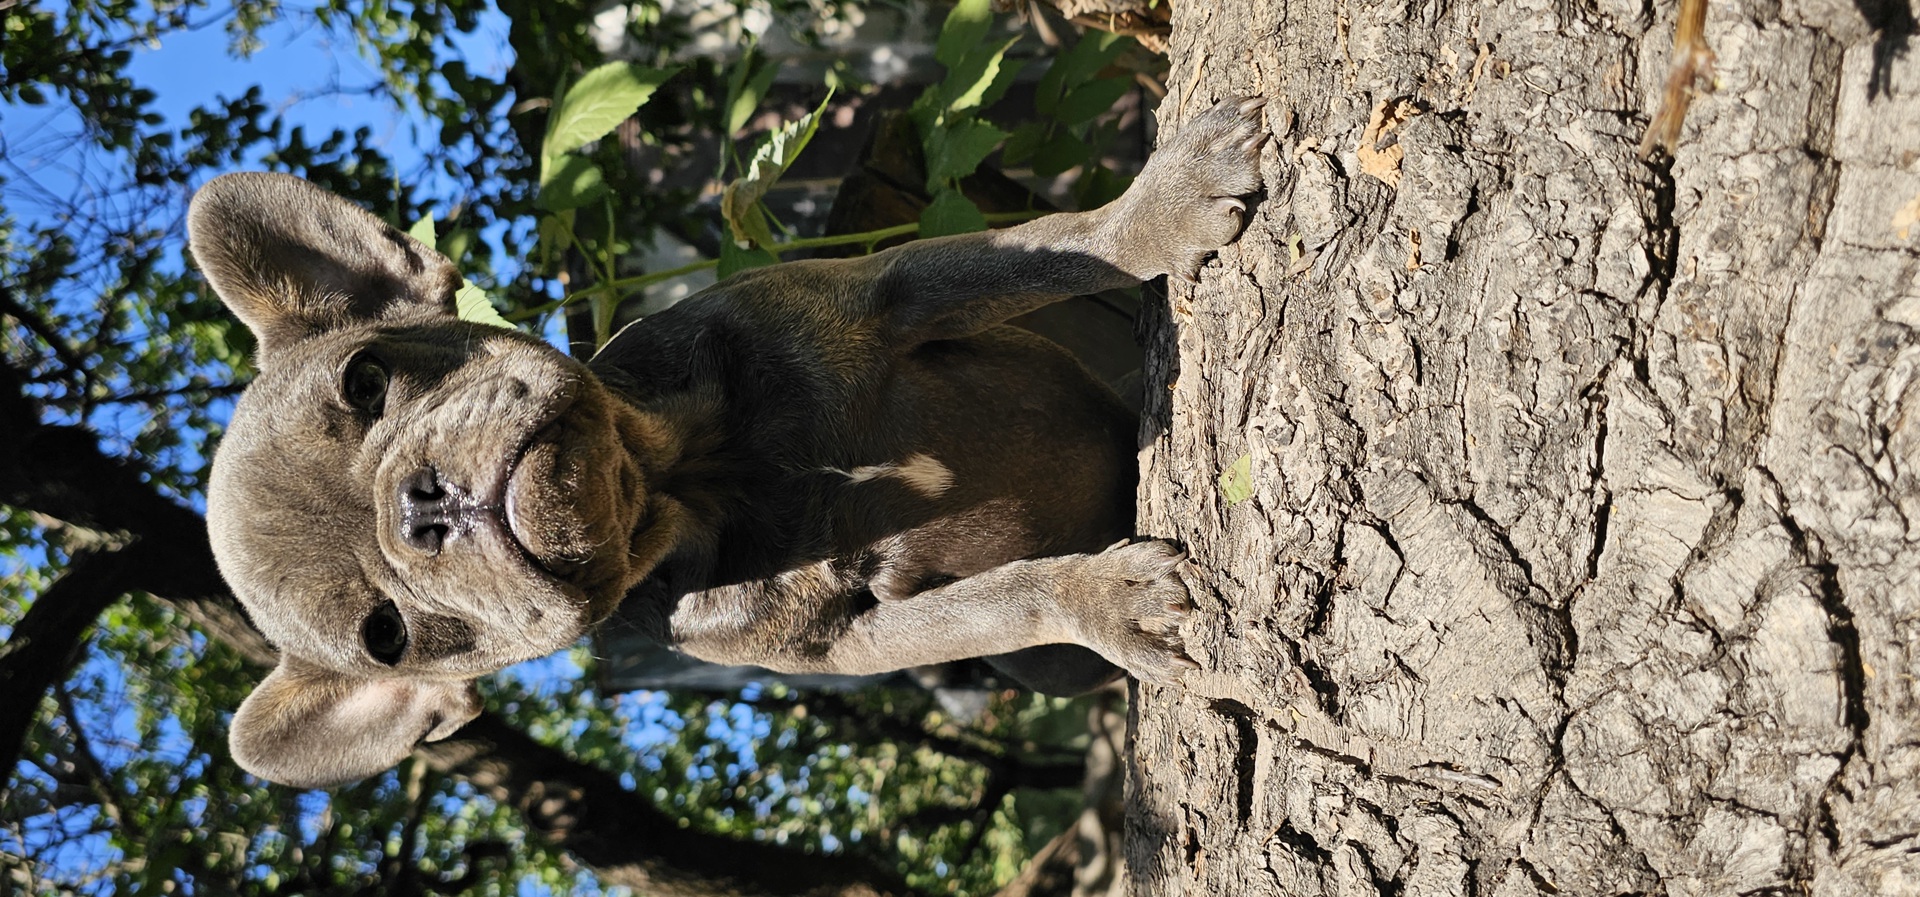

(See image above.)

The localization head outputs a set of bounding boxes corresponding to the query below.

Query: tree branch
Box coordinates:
[419,712,923,897]
[0,352,271,667]
[0,284,93,400]
[0,546,143,803]
[52,679,133,830]
[98,380,246,406]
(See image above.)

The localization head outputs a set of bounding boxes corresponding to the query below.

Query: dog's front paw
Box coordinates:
[1072,539,1199,686]
[1124,95,1269,281]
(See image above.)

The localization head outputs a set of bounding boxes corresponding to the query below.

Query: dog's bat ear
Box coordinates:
[229,656,481,789]
[187,172,462,355]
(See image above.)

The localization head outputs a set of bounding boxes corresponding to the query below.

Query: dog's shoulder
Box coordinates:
[590,262,910,457]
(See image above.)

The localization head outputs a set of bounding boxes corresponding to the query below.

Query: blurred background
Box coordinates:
[0,0,1181,894]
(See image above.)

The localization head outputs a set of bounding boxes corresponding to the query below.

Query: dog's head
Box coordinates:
[190,173,670,787]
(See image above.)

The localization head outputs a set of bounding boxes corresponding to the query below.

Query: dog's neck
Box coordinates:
[597,382,734,608]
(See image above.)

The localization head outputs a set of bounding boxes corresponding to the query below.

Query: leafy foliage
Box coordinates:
[719,91,832,277]
[1006,30,1140,210]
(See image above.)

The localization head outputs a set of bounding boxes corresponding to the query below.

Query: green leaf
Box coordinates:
[718,238,778,279]
[919,188,988,238]
[1218,453,1253,505]
[405,216,504,329]
[723,44,758,127]
[726,57,780,135]
[591,289,619,348]
[536,211,575,274]
[939,37,1023,117]
[1000,121,1048,166]
[536,155,609,211]
[1056,77,1133,127]
[720,191,776,251]
[1036,31,1132,114]
[541,63,678,182]
[925,119,1009,189]
[934,0,994,69]
[455,281,511,330]
[1073,165,1132,209]
[1032,132,1094,178]
[439,228,475,264]
[406,213,435,245]
[721,92,831,247]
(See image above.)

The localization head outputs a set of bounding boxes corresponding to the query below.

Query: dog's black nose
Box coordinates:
[395,466,469,555]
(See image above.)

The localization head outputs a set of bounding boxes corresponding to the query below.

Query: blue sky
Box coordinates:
[124,6,516,179]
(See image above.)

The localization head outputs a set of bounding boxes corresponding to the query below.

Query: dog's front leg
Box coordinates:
[857,97,1267,344]
[709,540,1196,685]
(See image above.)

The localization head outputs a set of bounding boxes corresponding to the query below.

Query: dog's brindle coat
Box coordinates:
[192,98,1267,787]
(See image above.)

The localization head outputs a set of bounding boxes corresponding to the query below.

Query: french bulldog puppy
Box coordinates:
[191,97,1267,788]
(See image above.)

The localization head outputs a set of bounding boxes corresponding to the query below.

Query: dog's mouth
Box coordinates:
[499,432,579,580]
[500,418,591,582]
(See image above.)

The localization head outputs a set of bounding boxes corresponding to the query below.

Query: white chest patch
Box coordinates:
[829,453,955,498]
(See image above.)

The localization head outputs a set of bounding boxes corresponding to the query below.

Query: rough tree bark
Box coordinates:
[1130,0,1919,895]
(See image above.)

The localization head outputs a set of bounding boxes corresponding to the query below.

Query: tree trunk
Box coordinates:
[1130,1,1919,895]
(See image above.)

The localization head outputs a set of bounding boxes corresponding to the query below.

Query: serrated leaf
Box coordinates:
[974,48,1026,113]
[1056,77,1133,127]
[536,155,609,211]
[934,0,994,69]
[721,92,831,247]
[919,188,988,238]
[455,281,512,330]
[541,63,678,182]
[1218,453,1253,505]
[925,119,1009,189]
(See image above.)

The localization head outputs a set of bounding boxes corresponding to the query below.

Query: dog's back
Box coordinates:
[591,272,1137,691]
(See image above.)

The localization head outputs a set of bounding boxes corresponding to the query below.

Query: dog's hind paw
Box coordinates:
[1074,539,1200,686]
[1121,95,1270,282]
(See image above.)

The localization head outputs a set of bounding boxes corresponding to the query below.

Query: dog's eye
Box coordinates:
[361,601,409,665]
[342,353,389,416]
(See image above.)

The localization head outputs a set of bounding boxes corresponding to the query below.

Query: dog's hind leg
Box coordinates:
[850,96,1268,345]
